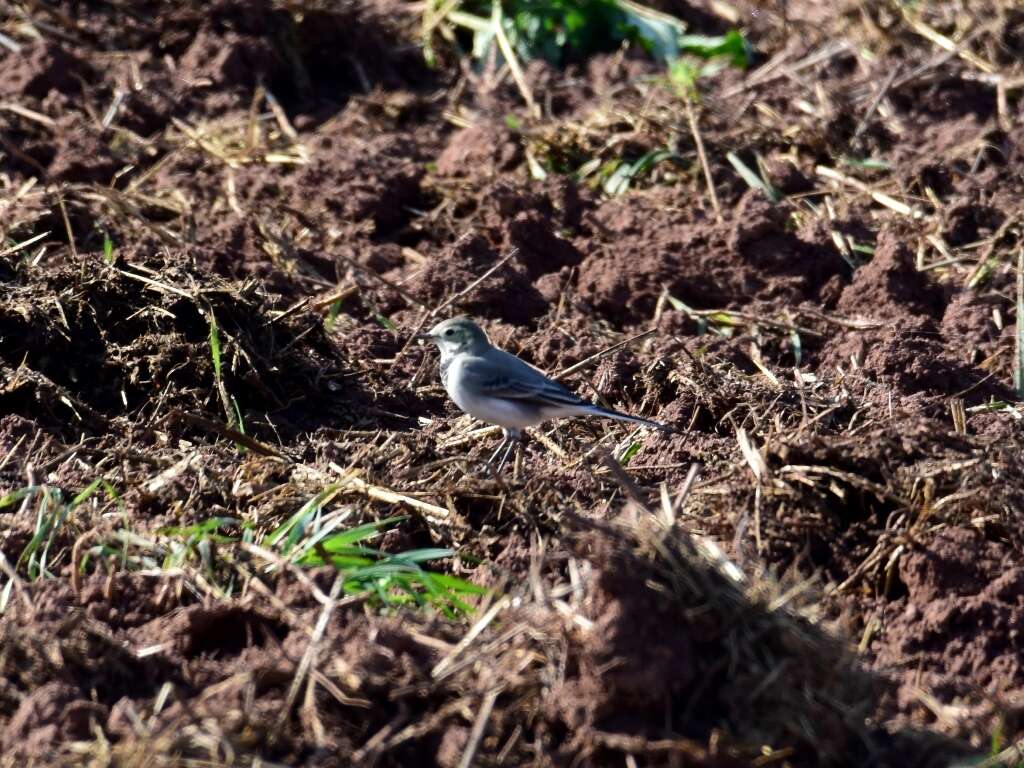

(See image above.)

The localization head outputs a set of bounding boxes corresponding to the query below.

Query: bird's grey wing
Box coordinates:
[460,353,587,408]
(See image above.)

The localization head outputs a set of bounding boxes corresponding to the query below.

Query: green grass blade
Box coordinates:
[618,441,641,464]
[1015,249,1024,398]
[265,485,341,551]
[208,310,223,382]
[39,492,75,578]
[841,156,891,171]
[678,29,752,67]
[70,478,103,508]
[344,562,422,580]
[423,571,489,595]
[298,546,380,567]
[726,151,780,202]
[316,517,405,550]
[20,488,61,579]
[0,487,38,510]
[320,553,377,569]
[385,547,456,564]
[291,516,403,564]
[230,395,245,436]
[789,329,803,366]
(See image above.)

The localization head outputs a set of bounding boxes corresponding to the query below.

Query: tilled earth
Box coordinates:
[1,0,1023,766]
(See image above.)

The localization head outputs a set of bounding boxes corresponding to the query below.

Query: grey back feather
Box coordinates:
[461,351,587,409]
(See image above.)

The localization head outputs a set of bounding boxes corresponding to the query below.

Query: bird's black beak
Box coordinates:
[415,332,434,342]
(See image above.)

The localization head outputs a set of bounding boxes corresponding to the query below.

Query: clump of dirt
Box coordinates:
[0,43,94,101]
[854,317,994,396]
[436,122,522,177]
[820,227,1014,401]
[0,577,187,762]
[540,528,908,767]
[412,235,551,325]
[572,190,849,327]
[549,538,697,734]
[730,194,848,301]
[507,211,584,279]
[836,228,947,320]
[872,527,1024,738]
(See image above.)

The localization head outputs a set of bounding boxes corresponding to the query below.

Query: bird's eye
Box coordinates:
[444,329,454,337]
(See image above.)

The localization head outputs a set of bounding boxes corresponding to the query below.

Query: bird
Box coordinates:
[417,316,669,472]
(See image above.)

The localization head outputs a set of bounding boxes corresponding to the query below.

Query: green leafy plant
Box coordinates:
[600,148,684,196]
[667,30,751,97]
[506,0,636,64]
[0,479,115,587]
[326,298,344,330]
[75,487,486,618]
[677,29,752,67]
[272,506,486,617]
[726,151,781,202]
[668,57,700,99]
[298,530,484,618]
[79,517,242,577]
[21,480,103,579]
[435,0,753,85]
[439,0,688,68]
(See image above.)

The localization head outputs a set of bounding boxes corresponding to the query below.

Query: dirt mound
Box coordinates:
[436,123,522,177]
[0,526,945,768]
[0,248,360,441]
[412,235,551,325]
[819,226,1014,401]
[873,527,1024,738]
[572,190,849,327]
[836,229,945,320]
[0,43,94,101]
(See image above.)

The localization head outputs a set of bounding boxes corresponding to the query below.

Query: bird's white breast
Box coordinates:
[443,355,539,430]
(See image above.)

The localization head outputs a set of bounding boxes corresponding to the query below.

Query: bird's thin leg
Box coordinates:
[496,438,516,473]
[494,429,523,474]
[486,435,508,468]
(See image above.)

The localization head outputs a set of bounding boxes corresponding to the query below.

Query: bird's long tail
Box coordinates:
[584,404,671,431]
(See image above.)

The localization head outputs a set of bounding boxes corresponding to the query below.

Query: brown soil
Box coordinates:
[1,0,1023,765]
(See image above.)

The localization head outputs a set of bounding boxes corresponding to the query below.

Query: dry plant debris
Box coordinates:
[1,0,1023,765]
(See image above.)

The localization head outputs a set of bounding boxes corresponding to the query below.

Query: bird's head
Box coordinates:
[417,316,490,357]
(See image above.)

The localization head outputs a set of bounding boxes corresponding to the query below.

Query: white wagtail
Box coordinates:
[418,316,669,471]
